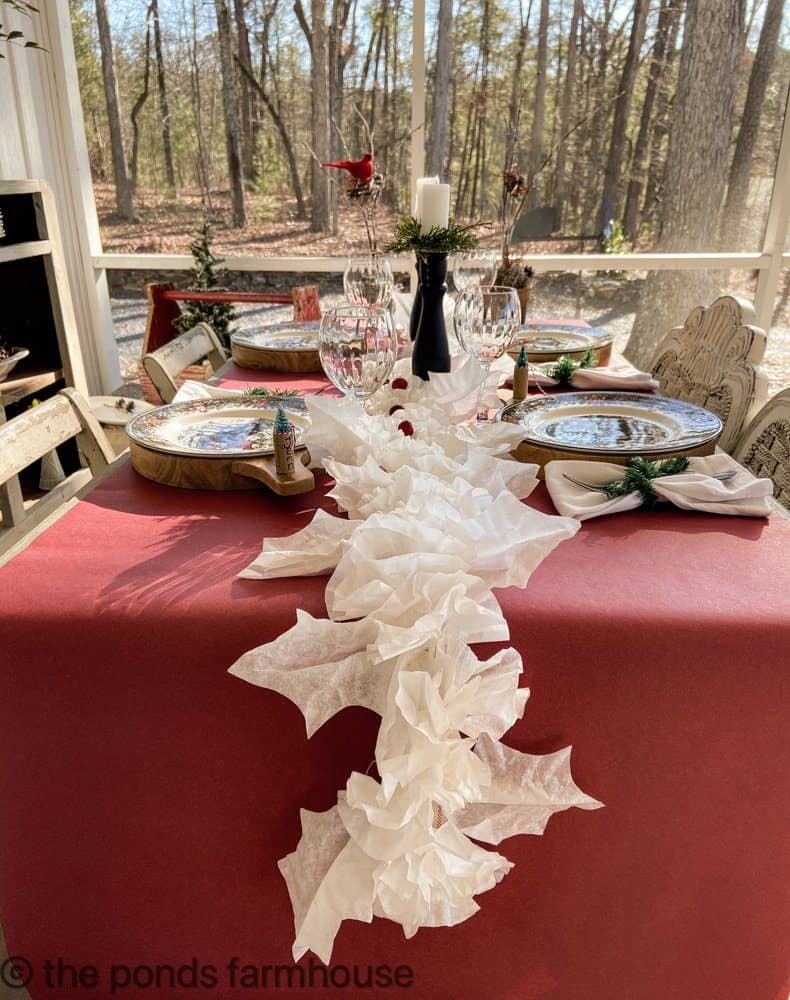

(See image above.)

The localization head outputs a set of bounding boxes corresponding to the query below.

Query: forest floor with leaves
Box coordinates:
[95,181,571,256]
[96,182,408,256]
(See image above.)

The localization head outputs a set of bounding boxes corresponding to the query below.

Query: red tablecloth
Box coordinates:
[1,367,790,1000]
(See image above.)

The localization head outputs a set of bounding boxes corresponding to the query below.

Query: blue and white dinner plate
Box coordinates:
[500,391,723,456]
[127,396,308,459]
[510,324,612,362]
[231,322,320,353]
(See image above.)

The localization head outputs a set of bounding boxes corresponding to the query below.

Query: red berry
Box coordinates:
[389,405,404,416]
[398,420,414,437]
[391,377,408,390]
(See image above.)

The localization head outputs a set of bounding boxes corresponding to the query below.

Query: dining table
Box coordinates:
[1,355,789,1000]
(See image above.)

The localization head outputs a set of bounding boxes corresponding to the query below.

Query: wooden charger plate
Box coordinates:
[508,324,613,365]
[126,397,314,495]
[499,391,723,474]
[231,322,322,373]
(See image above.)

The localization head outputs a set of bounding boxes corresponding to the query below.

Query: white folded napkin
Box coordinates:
[172,380,242,403]
[529,357,659,392]
[545,453,774,520]
[172,380,306,404]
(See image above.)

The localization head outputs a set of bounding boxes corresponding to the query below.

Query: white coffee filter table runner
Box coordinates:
[229,355,602,963]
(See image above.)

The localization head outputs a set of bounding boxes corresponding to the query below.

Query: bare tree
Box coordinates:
[528,0,550,207]
[213,0,246,226]
[151,0,176,190]
[130,6,152,192]
[626,0,746,368]
[235,54,307,219]
[640,0,682,231]
[427,0,453,178]
[553,0,580,225]
[600,0,648,232]
[188,0,212,210]
[622,0,681,241]
[95,0,133,218]
[294,0,351,233]
[233,0,256,182]
[722,0,785,245]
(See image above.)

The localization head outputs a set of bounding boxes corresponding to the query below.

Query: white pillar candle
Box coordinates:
[414,176,439,219]
[416,179,450,231]
[420,183,450,230]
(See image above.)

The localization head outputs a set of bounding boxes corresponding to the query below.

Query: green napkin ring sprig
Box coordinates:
[242,386,300,399]
[597,456,691,509]
[547,346,597,387]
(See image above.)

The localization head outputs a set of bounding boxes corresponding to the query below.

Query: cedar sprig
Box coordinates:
[547,346,597,387]
[603,456,691,508]
[384,217,478,256]
[242,386,300,399]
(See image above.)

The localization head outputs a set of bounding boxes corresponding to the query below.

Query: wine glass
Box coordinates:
[319,304,397,400]
[343,255,395,309]
[452,250,498,292]
[454,286,520,419]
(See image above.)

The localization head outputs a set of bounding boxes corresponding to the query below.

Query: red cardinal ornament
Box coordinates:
[321,152,374,183]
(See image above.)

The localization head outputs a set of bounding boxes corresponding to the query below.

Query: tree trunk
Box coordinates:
[600,0,648,233]
[189,0,212,210]
[625,0,745,369]
[151,0,176,190]
[130,12,152,192]
[528,0,550,206]
[233,0,256,182]
[640,1,682,230]
[427,0,453,178]
[469,0,491,218]
[303,0,332,232]
[622,0,679,242]
[582,0,613,231]
[213,0,246,227]
[95,0,133,219]
[235,55,306,219]
[554,0,581,226]
[327,0,352,232]
[505,0,531,170]
[721,0,784,246]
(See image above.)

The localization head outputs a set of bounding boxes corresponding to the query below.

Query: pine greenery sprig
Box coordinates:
[174,220,237,348]
[547,347,597,387]
[603,456,691,508]
[242,386,300,399]
[383,217,478,256]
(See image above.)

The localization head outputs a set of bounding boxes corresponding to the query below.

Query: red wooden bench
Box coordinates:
[139,282,322,402]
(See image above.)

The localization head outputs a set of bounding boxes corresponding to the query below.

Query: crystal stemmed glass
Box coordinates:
[319,304,397,401]
[452,250,498,293]
[454,285,521,419]
[343,255,395,309]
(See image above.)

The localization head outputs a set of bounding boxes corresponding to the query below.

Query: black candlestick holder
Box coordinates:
[410,252,451,380]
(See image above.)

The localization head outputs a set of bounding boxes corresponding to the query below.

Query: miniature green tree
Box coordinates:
[174,220,237,348]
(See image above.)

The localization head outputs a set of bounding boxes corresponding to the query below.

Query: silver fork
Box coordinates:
[562,469,738,494]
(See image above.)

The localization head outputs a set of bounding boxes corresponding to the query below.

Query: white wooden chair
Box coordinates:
[649,295,767,453]
[733,387,790,512]
[0,388,116,563]
[141,323,227,404]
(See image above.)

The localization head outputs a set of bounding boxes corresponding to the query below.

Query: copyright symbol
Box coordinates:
[0,956,33,989]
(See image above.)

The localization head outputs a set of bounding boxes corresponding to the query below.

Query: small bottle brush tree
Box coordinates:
[174,221,237,349]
